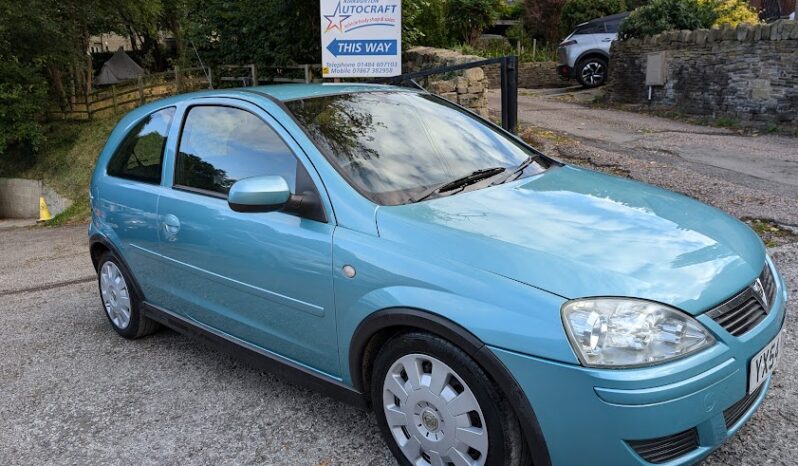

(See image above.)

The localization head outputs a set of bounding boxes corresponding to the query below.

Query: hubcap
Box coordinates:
[581,61,605,86]
[100,261,131,329]
[383,354,488,466]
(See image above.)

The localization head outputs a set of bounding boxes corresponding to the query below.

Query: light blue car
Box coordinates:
[89,84,787,466]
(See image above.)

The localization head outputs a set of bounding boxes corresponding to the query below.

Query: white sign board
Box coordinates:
[320,0,402,78]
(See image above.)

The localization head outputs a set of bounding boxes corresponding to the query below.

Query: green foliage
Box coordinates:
[185,0,320,66]
[451,41,560,62]
[710,0,759,27]
[619,0,758,39]
[619,0,717,38]
[497,0,525,19]
[404,0,451,47]
[446,0,501,44]
[560,0,626,35]
[0,61,48,156]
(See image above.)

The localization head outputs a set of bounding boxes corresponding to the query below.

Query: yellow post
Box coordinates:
[38,197,53,222]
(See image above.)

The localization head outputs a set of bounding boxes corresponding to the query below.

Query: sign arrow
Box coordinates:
[326,38,398,57]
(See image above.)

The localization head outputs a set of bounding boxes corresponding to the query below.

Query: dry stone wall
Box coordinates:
[403,47,490,118]
[606,20,798,127]
[485,61,565,89]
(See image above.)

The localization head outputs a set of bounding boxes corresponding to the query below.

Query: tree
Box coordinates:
[404,0,451,48]
[523,0,567,43]
[560,0,627,36]
[184,0,320,66]
[446,0,501,44]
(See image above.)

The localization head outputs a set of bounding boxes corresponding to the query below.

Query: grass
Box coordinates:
[745,218,798,248]
[0,116,119,225]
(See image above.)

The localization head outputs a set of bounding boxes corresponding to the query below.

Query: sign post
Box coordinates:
[320,0,402,78]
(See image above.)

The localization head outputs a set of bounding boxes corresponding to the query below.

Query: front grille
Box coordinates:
[707,266,776,337]
[724,385,764,428]
[627,428,700,464]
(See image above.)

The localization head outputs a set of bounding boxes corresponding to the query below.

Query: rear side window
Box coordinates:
[605,19,623,33]
[574,22,605,34]
[174,106,298,196]
[107,107,175,184]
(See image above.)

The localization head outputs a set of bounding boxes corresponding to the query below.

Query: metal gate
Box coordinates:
[375,56,519,134]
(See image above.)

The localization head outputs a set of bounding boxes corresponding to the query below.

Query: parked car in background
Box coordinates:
[557,12,629,88]
[90,83,786,466]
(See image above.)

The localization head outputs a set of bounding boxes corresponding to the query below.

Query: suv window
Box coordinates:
[174,106,298,196]
[107,107,175,183]
[573,22,605,34]
[604,19,622,33]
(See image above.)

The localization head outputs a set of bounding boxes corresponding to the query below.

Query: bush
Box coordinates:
[560,0,627,36]
[619,0,758,39]
[0,60,47,156]
[447,0,501,44]
[711,0,759,27]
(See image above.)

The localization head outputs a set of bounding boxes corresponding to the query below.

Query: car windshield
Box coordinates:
[285,91,549,205]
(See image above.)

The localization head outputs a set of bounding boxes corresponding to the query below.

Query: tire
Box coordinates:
[576,56,609,88]
[371,332,529,466]
[96,250,159,339]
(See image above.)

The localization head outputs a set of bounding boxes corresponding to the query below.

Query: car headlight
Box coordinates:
[561,298,714,368]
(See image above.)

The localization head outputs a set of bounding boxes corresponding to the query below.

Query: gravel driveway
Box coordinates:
[1,95,796,464]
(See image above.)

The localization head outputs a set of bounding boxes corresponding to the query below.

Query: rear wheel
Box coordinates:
[97,250,159,339]
[576,56,608,88]
[371,332,529,466]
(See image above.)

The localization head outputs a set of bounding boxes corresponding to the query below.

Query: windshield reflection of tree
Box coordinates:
[179,152,233,193]
[291,95,385,172]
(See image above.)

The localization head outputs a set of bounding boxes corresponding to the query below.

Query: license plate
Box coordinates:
[748,330,783,394]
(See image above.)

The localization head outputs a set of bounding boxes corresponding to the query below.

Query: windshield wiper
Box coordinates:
[408,167,506,203]
[491,155,540,186]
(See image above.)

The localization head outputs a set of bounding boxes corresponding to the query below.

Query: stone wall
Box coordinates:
[606,20,798,127]
[485,61,566,89]
[0,178,71,219]
[403,47,490,118]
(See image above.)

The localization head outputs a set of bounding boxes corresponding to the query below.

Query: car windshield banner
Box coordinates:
[320,0,402,78]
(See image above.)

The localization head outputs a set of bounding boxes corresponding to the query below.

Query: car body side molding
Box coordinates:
[141,301,368,409]
[349,308,552,466]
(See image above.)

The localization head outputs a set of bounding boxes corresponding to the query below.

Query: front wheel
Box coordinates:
[371,332,529,466]
[576,57,609,88]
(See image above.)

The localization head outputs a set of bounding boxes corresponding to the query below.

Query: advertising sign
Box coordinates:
[320,0,402,78]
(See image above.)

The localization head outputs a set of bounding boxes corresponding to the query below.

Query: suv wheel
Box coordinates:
[576,57,608,88]
[371,332,528,466]
[97,250,159,339]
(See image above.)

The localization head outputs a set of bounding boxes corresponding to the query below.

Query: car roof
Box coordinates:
[119,82,414,125]
[247,82,406,101]
[579,11,630,26]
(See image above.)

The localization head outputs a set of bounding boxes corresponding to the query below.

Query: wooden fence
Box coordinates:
[48,64,323,121]
[48,66,210,121]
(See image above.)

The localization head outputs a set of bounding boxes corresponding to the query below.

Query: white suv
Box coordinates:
[557,12,629,88]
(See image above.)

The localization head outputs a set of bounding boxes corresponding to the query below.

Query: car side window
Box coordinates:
[174,106,298,196]
[107,107,175,184]
[605,20,622,33]
[574,22,604,34]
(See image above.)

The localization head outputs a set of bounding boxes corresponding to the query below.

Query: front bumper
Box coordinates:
[494,265,787,466]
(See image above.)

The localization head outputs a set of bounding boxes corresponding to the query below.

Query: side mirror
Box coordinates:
[228,175,291,213]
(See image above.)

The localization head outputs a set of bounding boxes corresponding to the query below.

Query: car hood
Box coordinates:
[376,166,765,315]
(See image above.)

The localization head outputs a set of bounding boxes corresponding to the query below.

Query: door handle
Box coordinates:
[163,214,181,236]
[602,38,613,42]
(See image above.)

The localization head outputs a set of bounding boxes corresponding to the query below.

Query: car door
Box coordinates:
[153,100,339,375]
[598,18,622,48]
[96,107,176,297]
